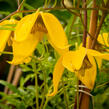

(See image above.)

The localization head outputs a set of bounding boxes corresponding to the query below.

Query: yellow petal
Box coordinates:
[0,19,17,53]
[48,56,64,96]
[41,12,69,54]
[62,47,87,70]
[97,33,109,47]
[62,51,75,72]
[87,48,109,60]
[48,37,69,55]
[14,11,39,41]
[11,32,43,65]
[75,55,97,89]
[95,57,102,69]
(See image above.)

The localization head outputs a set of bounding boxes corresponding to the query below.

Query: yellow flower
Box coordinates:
[0,19,17,54]
[97,33,109,47]
[96,33,109,68]
[11,11,69,64]
[49,46,109,96]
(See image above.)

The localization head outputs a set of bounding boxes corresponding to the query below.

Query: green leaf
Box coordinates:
[20,74,35,87]
[65,15,74,37]
[0,80,21,94]
[0,11,10,15]
[2,24,16,27]
[0,27,15,31]
[23,3,35,10]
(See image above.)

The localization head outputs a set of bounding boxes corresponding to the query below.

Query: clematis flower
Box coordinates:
[0,19,17,54]
[10,11,69,64]
[49,46,109,96]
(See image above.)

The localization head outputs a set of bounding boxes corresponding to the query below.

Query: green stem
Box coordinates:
[40,62,47,109]
[32,60,39,109]
[44,0,48,8]
[62,79,69,109]
[43,97,49,109]
[77,78,79,109]
[52,0,57,8]
[0,51,13,55]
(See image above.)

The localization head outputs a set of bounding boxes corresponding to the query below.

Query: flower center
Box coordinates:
[77,56,92,76]
[31,15,47,34]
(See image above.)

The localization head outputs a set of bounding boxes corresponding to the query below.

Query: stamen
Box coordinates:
[31,15,47,34]
[75,56,92,76]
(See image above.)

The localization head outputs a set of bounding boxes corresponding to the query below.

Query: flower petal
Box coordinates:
[41,12,69,54]
[97,33,109,47]
[14,11,39,41]
[48,37,69,55]
[95,57,102,69]
[48,56,64,96]
[87,48,109,60]
[0,19,17,54]
[11,32,43,65]
[75,55,97,89]
[62,47,87,70]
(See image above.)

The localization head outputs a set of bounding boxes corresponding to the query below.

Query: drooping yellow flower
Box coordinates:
[0,19,17,54]
[49,46,109,96]
[11,11,69,64]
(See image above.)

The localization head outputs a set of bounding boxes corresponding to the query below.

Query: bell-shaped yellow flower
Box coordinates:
[11,11,69,64]
[49,46,109,96]
[0,19,17,54]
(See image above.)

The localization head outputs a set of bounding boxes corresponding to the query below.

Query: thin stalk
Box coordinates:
[1,7,109,23]
[17,0,20,7]
[52,0,57,8]
[91,13,107,49]
[69,0,80,37]
[32,60,39,109]
[91,0,109,49]
[9,67,22,94]
[17,0,25,11]
[43,97,50,109]
[82,0,87,47]
[76,78,79,109]
[40,62,47,109]
[44,0,48,8]
[0,51,13,55]
[4,65,15,94]
[62,79,69,109]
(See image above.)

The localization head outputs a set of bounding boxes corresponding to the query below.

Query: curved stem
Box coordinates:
[62,79,69,109]
[40,62,47,109]
[32,60,39,109]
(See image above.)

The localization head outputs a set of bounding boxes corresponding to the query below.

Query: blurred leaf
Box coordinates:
[26,0,44,8]
[0,104,12,109]
[50,10,71,23]
[23,3,35,10]
[0,27,15,31]
[65,15,74,37]
[20,74,35,87]
[0,11,10,15]
[0,80,21,94]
